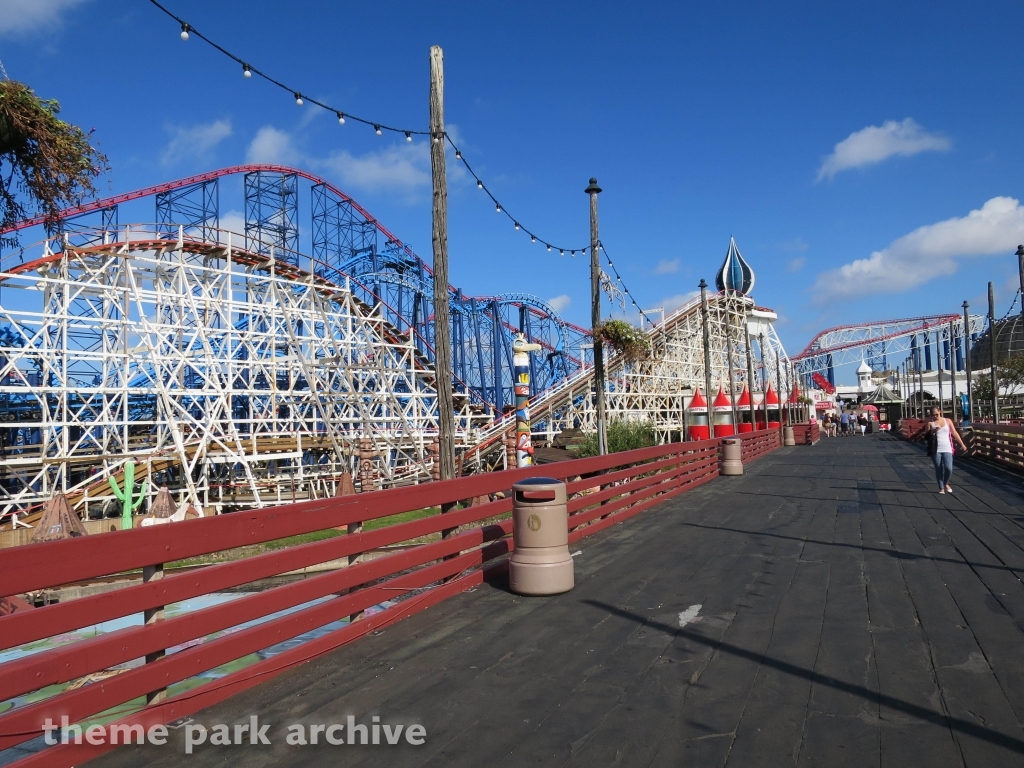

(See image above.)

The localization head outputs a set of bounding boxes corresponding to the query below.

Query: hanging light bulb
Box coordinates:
[180,22,190,40]
[242,63,252,78]
[374,125,382,136]
[581,248,586,256]
[547,245,551,252]
[294,93,303,106]
[405,132,412,142]
[514,222,520,230]
[531,236,536,243]
[432,132,441,144]
[455,150,462,159]
[337,112,346,125]
[477,180,483,189]
[571,250,575,257]
[560,250,565,256]
[496,203,502,213]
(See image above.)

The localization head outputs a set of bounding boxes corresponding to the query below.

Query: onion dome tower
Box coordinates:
[715,237,755,296]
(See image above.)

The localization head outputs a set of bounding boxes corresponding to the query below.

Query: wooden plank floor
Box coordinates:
[90,435,1024,767]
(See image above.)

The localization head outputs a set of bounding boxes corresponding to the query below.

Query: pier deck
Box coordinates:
[91,435,1024,767]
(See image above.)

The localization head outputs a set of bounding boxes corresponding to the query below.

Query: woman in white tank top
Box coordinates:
[928,406,967,494]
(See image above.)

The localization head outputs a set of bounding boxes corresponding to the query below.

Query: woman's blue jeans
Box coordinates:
[933,452,954,489]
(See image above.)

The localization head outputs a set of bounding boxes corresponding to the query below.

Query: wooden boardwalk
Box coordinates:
[92,435,1024,767]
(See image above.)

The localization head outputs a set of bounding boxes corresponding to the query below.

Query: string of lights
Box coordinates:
[994,288,1021,324]
[148,0,591,255]
[598,240,654,325]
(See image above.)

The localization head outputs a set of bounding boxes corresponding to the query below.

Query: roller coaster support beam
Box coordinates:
[586,178,607,456]
[430,45,455,483]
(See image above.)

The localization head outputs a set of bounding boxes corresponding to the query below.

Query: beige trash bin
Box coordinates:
[509,477,574,596]
[720,438,743,475]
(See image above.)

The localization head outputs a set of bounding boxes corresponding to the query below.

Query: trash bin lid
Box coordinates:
[512,476,567,503]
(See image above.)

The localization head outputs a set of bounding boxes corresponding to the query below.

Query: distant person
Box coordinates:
[840,410,849,436]
[922,406,968,494]
[858,413,867,436]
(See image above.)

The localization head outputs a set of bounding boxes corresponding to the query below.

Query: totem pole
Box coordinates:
[512,333,542,467]
[109,462,147,530]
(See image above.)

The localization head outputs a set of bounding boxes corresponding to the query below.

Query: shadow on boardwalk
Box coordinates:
[91,436,1024,768]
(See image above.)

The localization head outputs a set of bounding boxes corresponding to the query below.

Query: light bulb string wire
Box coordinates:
[149,0,594,257]
[149,1,653,316]
[598,240,653,325]
[147,0,428,136]
[443,135,589,254]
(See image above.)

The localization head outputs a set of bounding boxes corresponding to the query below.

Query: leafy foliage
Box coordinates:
[0,80,109,248]
[570,418,658,458]
[974,354,1024,400]
[596,318,651,363]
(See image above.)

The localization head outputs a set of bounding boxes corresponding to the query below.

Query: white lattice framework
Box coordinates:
[0,227,489,518]
[461,291,790,472]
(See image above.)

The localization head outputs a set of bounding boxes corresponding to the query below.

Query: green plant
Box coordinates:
[0,80,109,248]
[570,418,658,458]
[596,319,651,364]
[109,462,147,530]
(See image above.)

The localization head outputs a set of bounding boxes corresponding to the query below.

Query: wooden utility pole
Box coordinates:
[988,281,1000,424]
[744,326,757,429]
[699,279,713,406]
[758,332,769,429]
[429,46,455,482]
[948,319,957,419]
[963,301,973,422]
[586,178,607,455]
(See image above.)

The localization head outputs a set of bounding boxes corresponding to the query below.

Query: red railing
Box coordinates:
[0,434,794,768]
[791,422,820,445]
[739,428,782,463]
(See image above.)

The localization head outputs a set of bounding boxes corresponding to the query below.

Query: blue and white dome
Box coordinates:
[715,237,755,295]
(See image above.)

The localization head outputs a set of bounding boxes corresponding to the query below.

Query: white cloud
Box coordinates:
[660,291,701,314]
[246,126,303,166]
[244,125,459,195]
[162,119,232,166]
[0,0,86,35]
[817,118,951,182]
[217,210,246,244]
[321,145,430,192]
[654,258,680,275]
[787,257,807,272]
[547,294,571,313]
[811,196,1024,302]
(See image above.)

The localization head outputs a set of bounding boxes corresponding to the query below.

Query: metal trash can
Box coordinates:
[509,477,574,596]
[720,438,743,475]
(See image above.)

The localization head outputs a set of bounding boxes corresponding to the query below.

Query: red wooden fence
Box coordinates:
[0,433,779,767]
[739,428,781,463]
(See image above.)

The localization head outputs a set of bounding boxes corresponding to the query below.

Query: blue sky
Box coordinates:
[3,0,1024,381]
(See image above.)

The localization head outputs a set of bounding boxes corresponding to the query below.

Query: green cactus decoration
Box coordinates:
[109,462,147,530]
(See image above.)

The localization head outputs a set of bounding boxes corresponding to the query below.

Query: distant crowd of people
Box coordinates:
[820,411,869,437]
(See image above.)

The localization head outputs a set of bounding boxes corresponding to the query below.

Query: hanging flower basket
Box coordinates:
[596,319,651,364]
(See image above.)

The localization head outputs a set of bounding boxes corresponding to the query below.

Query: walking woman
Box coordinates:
[925,406,968,494]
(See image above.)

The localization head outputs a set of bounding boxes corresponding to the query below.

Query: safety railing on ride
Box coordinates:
[0,433,781,768]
